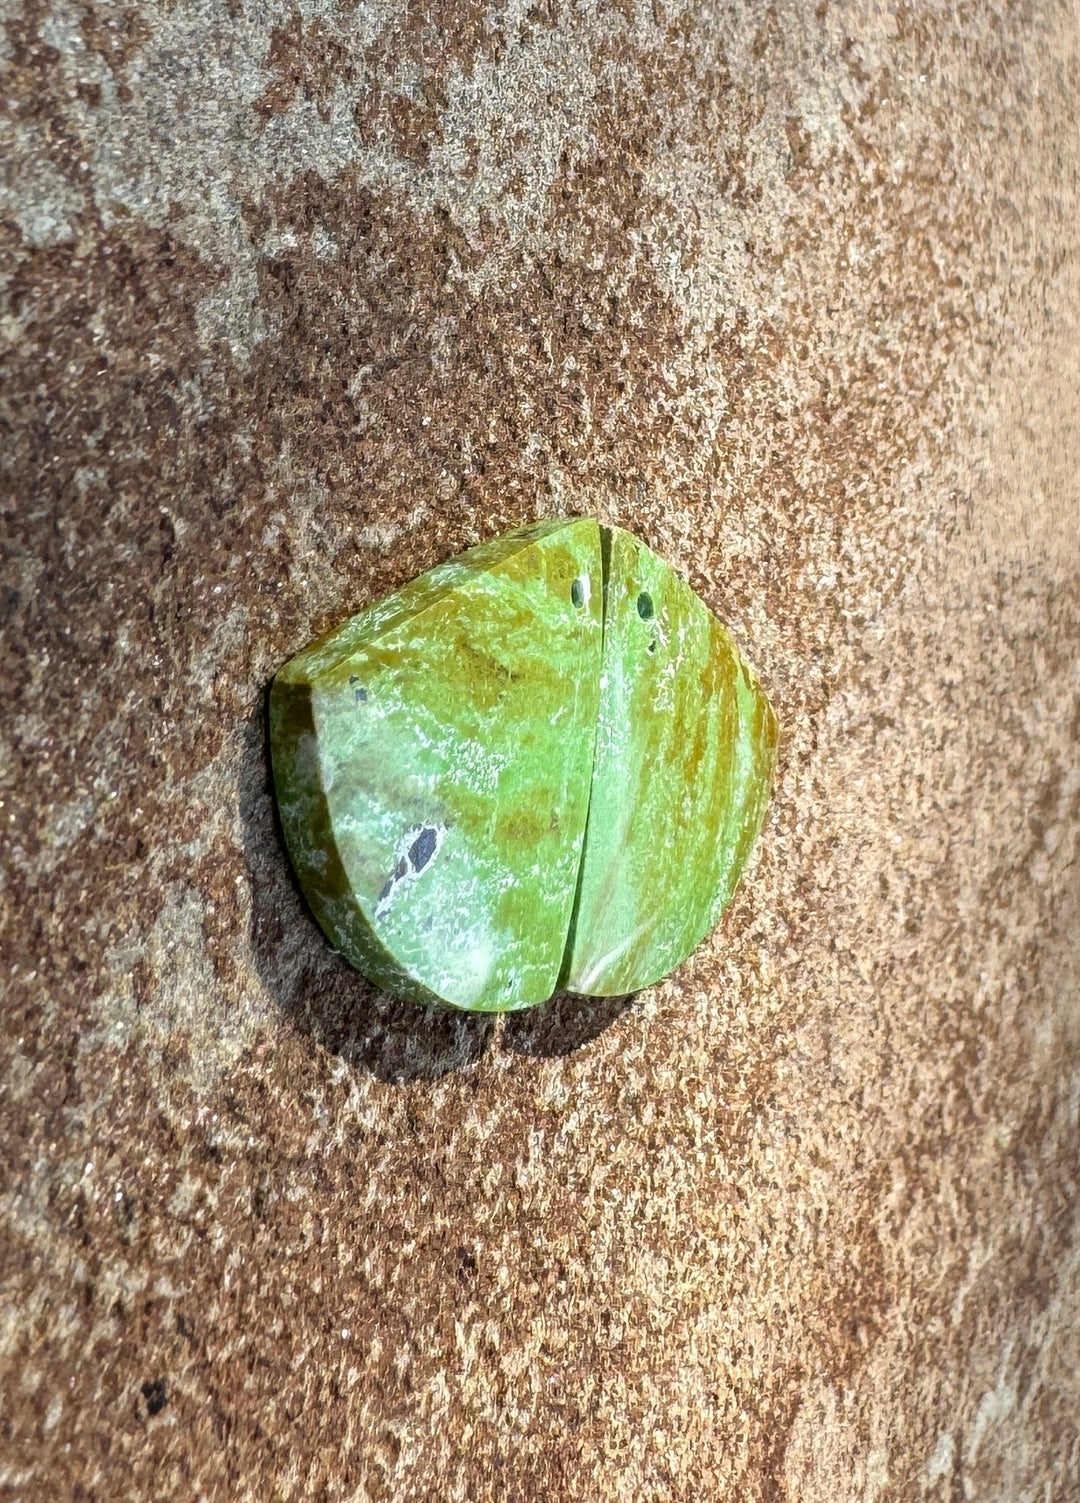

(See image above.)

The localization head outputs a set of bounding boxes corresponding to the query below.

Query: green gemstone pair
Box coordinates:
[270,518,777,1012]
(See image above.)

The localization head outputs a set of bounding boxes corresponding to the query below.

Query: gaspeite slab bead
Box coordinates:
[562,525,778,996]
[270,517,777,1012]
[270,518,603,1011]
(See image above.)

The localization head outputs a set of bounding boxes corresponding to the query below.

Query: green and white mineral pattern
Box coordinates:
[269,517,777,1012]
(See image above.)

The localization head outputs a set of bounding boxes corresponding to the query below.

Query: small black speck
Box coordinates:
[348,675,368,704]
[648,638,657,654]
[637,591,654,620]
[408,826,439,872]
[571,576,586,608]
[141,1378,167,1416]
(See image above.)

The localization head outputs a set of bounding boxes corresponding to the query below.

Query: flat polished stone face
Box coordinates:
[270,518,776,1010]
[563,525,778,997]
[270,518,604,1011]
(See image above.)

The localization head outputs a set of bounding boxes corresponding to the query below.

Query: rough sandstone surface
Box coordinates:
[1,0,1078,1498]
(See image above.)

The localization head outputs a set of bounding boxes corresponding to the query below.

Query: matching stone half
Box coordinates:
[269,517,777,1012]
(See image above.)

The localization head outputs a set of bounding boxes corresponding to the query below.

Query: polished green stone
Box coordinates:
[270,517,776,1012]
[270,518,603,1011]
[561,525,778,996]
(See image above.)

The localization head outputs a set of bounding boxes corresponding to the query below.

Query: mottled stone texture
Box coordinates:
[271,517,603,1010]
[567,523,777,996]
[1,0,1078,1496]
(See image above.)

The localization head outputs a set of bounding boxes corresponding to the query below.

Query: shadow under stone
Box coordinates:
[501,989,636,1058]
[238,692,495,1085]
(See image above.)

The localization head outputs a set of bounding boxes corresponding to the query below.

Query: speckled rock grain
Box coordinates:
[1,0,1078,1499]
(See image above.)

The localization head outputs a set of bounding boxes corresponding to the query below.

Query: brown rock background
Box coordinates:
[2,0,1078,1496]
